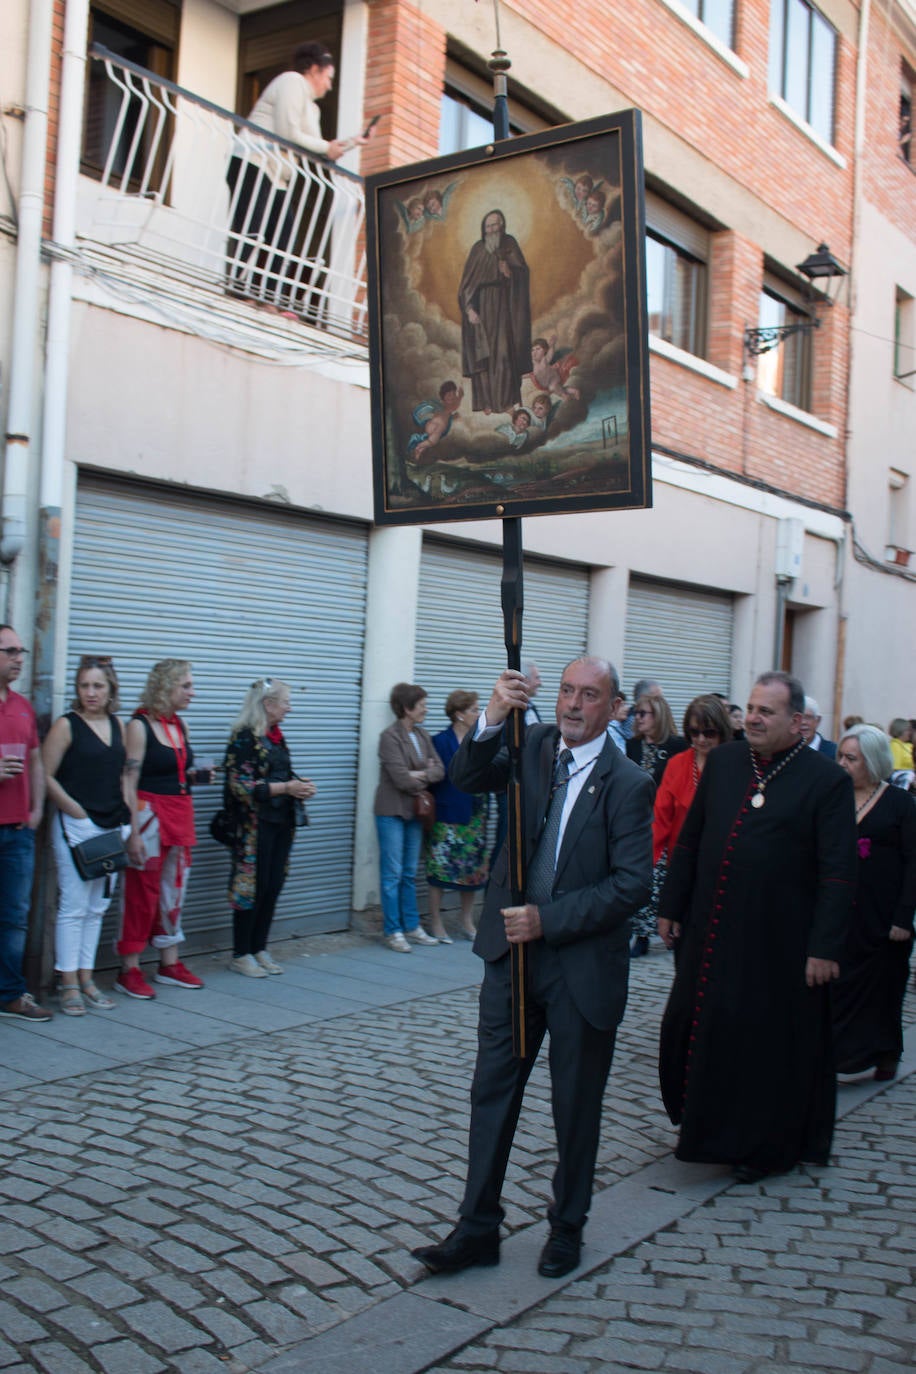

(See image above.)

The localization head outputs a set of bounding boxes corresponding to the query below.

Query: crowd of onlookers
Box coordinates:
[0,625,316,1021]
[1,618,913,1074]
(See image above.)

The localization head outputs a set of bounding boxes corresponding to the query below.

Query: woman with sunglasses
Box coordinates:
[626,692,689,956]
[223,679,316,976]
[42,655,130,1015]
[653,695,733,875]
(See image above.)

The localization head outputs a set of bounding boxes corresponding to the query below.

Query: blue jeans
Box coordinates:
[0,825,35,1002]
[375,815,423,936]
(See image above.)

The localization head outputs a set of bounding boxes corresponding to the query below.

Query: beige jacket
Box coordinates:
[373,720,445,820]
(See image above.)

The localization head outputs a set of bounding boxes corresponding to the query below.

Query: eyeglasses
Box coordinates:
[688,727,721,740]
[78,655,112,667]
[0,646,28,658]
[633,709,651,718]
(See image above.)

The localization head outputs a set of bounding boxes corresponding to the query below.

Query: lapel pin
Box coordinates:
[588,785,595,794]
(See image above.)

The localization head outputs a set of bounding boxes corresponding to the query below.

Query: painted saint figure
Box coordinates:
[458,210,532,414]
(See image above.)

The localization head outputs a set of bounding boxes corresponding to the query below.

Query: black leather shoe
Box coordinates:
[412,1226,500,1274]
[537,1229,581,1278]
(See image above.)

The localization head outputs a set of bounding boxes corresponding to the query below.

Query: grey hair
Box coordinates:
[564,656,620,699]
[232,678,289,738]
[840,724,893,784]
[804,696,820,717]
[755,670,805,717]
[632,677,659,699]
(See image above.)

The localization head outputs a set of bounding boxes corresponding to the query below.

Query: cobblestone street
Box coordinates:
[0,935,913,1374]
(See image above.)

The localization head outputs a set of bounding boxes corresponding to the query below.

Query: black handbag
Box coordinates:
[61,815,129,882]
[209,808,236,847]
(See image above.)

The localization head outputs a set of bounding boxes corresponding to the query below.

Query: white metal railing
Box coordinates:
[81,45,368,341]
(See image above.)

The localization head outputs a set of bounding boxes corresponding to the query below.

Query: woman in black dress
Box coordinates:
[833,725,916,1081]
[223,678,316,977]
[43,655,130,1015]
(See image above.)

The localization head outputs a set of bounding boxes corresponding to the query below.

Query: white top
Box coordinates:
[247,70,329,155]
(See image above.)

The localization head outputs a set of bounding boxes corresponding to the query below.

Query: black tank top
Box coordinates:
[136,714,195,795]
[55,711,129,828]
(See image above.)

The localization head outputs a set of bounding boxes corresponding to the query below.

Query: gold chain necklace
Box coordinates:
[749,738,807,809]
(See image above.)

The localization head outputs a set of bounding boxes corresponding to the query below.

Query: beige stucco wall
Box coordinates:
[842,200,916,725]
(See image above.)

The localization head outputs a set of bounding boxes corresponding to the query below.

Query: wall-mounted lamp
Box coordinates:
[743,244,847,358]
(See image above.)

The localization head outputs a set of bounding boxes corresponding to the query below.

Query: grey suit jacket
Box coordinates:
[451,723,654,1029]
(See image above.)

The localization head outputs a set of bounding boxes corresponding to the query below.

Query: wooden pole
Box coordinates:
[488,30,527,1056]
[501,517,528,1057]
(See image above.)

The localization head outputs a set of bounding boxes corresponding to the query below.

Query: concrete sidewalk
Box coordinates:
[1,933,914,1374]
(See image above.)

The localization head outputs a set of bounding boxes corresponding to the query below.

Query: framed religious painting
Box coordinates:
[366,110,652,526]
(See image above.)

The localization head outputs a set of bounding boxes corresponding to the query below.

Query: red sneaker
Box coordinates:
[154,961,203,989]
[115,967,156,1000]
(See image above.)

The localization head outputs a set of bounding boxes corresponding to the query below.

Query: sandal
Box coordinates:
[81,982,115,1010]
[59,986,86,1016]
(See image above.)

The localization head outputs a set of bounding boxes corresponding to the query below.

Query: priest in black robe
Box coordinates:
[658,671,856,1183]
[458,209,531,414]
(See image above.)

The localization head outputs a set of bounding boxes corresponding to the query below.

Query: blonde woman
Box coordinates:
[43,655,129,1015]
[116,659,213,999]
[223,679,316,977]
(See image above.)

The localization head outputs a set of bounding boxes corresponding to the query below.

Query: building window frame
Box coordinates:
[756,279,814,412]
[438,57,553,156]
[901,64,913,166]
[82,1,180,184]
[895,287,915,387]
[646,232,708,359]
[768,0,837,147]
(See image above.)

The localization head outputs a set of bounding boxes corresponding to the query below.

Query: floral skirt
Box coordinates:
[630,855,667,939]
[425,795,489,890]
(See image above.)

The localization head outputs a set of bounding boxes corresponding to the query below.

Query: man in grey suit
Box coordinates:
[412,657,653,1279]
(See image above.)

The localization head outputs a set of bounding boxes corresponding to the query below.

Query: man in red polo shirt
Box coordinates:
[0,624,51,1020]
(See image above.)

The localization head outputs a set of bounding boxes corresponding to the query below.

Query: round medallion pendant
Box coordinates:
[751,792,765,809]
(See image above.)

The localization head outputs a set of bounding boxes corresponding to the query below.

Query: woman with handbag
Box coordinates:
[374,683,445,952]
[223,679,316,977]
[42,655,131,1015]
[116,659,214,1000]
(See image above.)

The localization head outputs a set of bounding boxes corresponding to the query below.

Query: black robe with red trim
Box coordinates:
[658,740,856,1173]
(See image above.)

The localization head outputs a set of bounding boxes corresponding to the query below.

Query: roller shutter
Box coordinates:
[623,576,733,725]
[414,537,589,732]
[69,477,368,952]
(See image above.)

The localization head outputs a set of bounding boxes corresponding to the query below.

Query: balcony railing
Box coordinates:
[80,46,368,343]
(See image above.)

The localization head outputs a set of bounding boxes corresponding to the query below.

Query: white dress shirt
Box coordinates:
[475,713,607,865]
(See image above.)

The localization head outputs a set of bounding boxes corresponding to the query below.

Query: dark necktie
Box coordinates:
[526,748,573,905]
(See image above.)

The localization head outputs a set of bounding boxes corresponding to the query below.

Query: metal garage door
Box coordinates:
[69,477,368,950]
[623,576,734,725]
[414,537,590,732]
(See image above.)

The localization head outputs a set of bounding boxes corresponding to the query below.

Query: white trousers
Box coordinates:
[52,814,129,973]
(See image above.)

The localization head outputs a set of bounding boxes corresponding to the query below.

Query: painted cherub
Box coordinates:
[528,336,580,402]
[529,392,560,431]
[406,381,463,464]
[583,187,607,235]
[495,406,533,451]
[395,196,427,234]
[560,172,604,223]
[423,182,457,221]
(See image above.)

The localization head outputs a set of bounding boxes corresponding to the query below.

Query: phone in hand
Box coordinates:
[363,113,381,138]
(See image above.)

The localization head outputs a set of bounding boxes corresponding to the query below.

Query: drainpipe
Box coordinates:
[0,0,53,614]
[34,0,90,732]
[833,0,871,725]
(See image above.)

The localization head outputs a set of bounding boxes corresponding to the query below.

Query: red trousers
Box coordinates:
[116,846,190,956]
